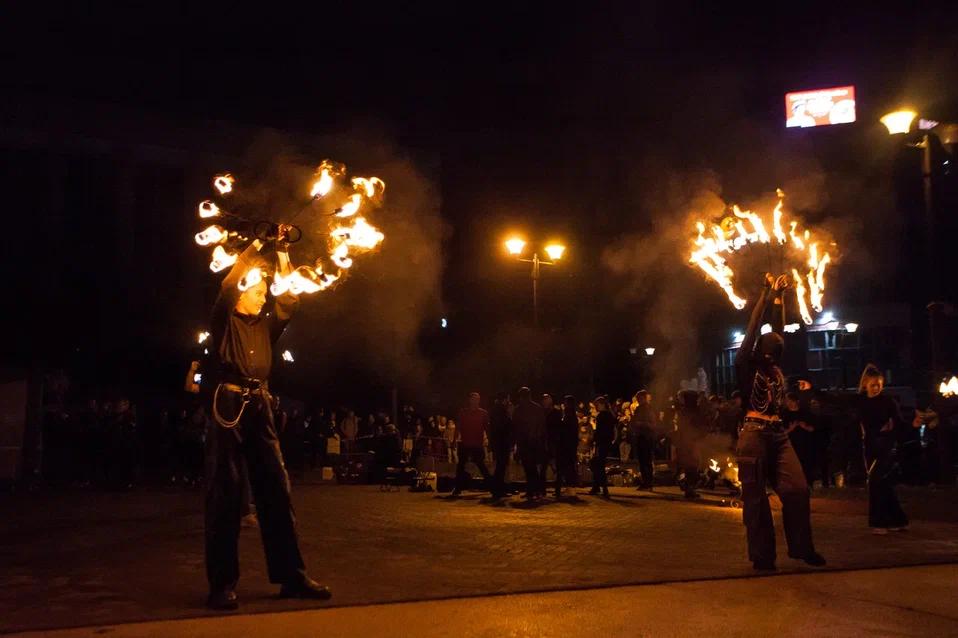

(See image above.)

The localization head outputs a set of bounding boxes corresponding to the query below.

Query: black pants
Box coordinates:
[455,443,492,492]
[633,428,655,487]
[736,427,816,564]
[490,435,512,496]
[866,436,908,529]
[519,444,547,496]
[591,443,610,490]
[205,397,306,591]
[555,440,578,493]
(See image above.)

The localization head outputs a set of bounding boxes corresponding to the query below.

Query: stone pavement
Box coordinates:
[1,484,957,634]
[8,564,958,638]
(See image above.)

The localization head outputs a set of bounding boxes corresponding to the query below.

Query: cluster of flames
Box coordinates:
[689,190,834,325]
[709,457,740,486]
[193,160,386,295]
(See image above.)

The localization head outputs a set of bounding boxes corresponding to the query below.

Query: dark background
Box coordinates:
[1,2,957,410]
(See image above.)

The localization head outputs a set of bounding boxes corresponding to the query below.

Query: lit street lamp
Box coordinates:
[504,236,566,329]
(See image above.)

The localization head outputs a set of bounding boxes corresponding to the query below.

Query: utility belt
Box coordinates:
[742,415,784,433]
[213,375,271,429]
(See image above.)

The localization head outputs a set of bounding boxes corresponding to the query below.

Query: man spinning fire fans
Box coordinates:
[204,225,331,610]
[735,274,826,571]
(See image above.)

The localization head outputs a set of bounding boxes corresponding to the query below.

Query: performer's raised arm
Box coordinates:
[211,239,265,331]
[270,225,300,342]
[735,274,773,366]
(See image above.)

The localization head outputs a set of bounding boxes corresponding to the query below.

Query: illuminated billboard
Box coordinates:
[785,86,856,128]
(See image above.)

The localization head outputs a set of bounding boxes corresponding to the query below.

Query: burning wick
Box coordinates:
[213,174,234,195]
[199,201,221,219]
[237,267,263,292]
[334,193,362,218]
[197,331,210,344]
[195,225,227,246]
[940,376,958,397]
[282,350,295,362]
[209,245,238,273]
[351,176,385,198]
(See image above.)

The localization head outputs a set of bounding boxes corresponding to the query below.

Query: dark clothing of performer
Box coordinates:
[783,407,815,483]
[734,284,818,567]
[488,402,513,497]
[860,394,908,529]
[204,243,307,593]
[555,409,579,494]
[629,404,657,488]
[454,407,492,492]
[513,399,547,497]
[591,410,616,491]
[674,391,705,496]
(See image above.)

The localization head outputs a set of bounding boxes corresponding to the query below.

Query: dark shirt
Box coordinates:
[859,394,900,442]
[594,411,616,449]
[630,404,656,433]
[513,399,546,449]
[210,243,298,383]
[546,407,563,437]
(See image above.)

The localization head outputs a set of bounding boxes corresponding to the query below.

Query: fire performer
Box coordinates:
[204,225,331,610]
[735,274,826,571]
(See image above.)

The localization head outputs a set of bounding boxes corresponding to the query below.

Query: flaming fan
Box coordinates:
[688,190,835,325]
[194,160,386,296]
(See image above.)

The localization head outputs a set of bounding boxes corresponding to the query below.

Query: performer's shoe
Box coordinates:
[279,576,332,600]
[601,488,610,498]
[448,489,462,498]
[791,551,827,567]
[588,487,600,495]
[206,589,239,610]
[752,559,777,572]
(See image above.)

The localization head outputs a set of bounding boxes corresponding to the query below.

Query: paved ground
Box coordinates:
[9,564,958,638]
[1,483,957,634]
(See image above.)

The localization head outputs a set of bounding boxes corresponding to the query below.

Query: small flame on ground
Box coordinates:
[214,174,234,195]
[709,458,721,473]
[197,331,210,344]
[940,376,958,397]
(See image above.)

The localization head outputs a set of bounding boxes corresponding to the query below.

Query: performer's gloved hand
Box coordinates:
[773,274,789,292]
[764,273,776,289]
[275,224,294,251]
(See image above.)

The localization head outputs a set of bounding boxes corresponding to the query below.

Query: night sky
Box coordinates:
[2,3,957,408]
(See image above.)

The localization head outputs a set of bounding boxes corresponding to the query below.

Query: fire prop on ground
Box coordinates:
[194,160,386,295]
[688,190,836,325]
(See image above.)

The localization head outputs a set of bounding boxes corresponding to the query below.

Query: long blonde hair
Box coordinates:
[858,363,884,394]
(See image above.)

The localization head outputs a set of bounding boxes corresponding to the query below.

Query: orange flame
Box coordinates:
[199,201,221,218]
[940,376,958,397]
[195,225,227,246]
[351,176,385,198]
[214,174,234,195]
[335,193,362,218]
[237,267,263,292]
[209,245,237,273]
[688,190,834,325]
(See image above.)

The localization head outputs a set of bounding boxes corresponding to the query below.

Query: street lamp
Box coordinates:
[880,110,917,135]
[504,236,566,329]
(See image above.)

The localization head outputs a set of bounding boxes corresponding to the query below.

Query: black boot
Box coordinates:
[752,559,777,572]
[207,589,239,610]
[279,576,332,600]
[792,551,826,567]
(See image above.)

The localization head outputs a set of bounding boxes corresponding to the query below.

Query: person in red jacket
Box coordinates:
[451,392,493,497]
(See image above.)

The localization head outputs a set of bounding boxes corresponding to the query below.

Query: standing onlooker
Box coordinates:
[858,365,909,534]
[444,418,459,463]
[630,390,657,490]
[488,393,513,498]
[450,392,492,497]
[555,395,579,497]
[543,394,563,489]
[589,396,615,497]
[512,387,547,499]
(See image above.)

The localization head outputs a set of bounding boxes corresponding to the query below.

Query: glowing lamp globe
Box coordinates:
[544,244,566,260]
[881,110,917,135]
[505,238,526,255]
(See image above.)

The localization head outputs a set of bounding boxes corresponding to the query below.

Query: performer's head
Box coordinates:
[756,331,784,368]
[467,391,481,409]
[542,393,555,409]
[518,387,531,402]
[235,264,270,316]
[563,395,576,412]
[859,364,884,398]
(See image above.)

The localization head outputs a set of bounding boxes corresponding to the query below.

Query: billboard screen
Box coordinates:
[785,86,856,128]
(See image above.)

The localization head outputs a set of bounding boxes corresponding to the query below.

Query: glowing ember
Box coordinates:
[209,245,237,273]
[199,201,221,219]
[940,376,958,397]
[688,190,835,324]
[195,225,228,246]
[214,174,234,195]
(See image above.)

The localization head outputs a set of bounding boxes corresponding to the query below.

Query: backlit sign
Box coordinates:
[785,86,856,128]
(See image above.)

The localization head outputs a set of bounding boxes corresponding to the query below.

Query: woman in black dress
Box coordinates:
[858,364,909,533]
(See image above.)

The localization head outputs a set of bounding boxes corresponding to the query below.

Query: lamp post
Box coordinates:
[882,110,956,383]
[504,237,566,330]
